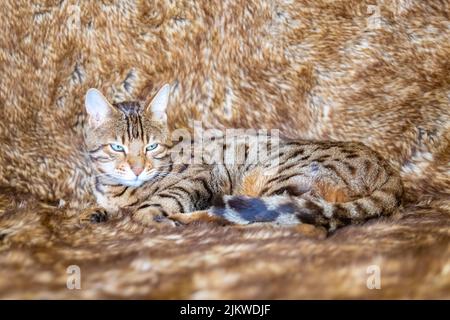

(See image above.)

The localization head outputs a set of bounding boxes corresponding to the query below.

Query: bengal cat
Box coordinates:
[83,85,403,231]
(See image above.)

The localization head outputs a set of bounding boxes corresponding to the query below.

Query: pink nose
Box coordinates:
[131,166,144,176]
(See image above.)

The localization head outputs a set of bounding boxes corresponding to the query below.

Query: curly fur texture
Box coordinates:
[0,0,449,298]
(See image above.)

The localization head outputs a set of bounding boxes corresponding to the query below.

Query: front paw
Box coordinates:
[79,207,108,224]
[170,211,232,226]
[132,207,178,228]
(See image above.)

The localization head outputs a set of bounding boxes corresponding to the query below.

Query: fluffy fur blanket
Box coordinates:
[0,191,448,299]
[0,1,449,299]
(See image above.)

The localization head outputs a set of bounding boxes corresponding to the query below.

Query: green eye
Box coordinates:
[110,144,125,152]
[146,143,159,151]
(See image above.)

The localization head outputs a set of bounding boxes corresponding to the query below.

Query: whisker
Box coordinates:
[93,173,115,180]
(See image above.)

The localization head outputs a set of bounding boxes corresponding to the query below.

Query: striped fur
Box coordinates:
[211,173,402,230]
[84,89,403,231]
[200,138,404,231]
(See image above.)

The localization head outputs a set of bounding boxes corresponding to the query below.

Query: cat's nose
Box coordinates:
[131,166,144,177]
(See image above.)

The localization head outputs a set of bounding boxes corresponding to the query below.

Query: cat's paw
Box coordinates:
[170,211,232,226]
[79,207,108,224]
[131,207,178,228]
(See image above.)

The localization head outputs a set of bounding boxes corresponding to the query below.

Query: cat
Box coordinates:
[83,84,403,231]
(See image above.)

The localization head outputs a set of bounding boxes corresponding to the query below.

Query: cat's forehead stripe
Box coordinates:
[113,101,142,115]
[122,114,143,141]
[112,102,148,142]
[138,115,144,141]
[129,114,141,140]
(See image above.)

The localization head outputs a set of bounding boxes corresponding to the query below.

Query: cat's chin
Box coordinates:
[117,179,145,188]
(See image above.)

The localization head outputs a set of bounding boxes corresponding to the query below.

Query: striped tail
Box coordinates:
[210,175,403,231]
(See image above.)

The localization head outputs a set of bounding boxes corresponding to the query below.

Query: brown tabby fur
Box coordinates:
[0,0,449,298]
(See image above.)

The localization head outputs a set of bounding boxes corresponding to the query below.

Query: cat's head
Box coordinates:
[84,84,171,187]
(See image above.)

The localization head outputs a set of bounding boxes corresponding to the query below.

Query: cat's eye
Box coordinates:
[146,143,159,152]
[110,144,125,152]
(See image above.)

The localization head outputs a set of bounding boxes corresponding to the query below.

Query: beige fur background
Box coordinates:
[0,0,449,298]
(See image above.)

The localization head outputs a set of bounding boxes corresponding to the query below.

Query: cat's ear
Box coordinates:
[85,88,115,127]
[146,84,170,122]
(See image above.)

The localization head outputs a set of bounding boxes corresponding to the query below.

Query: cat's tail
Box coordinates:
[210,175,403,231]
